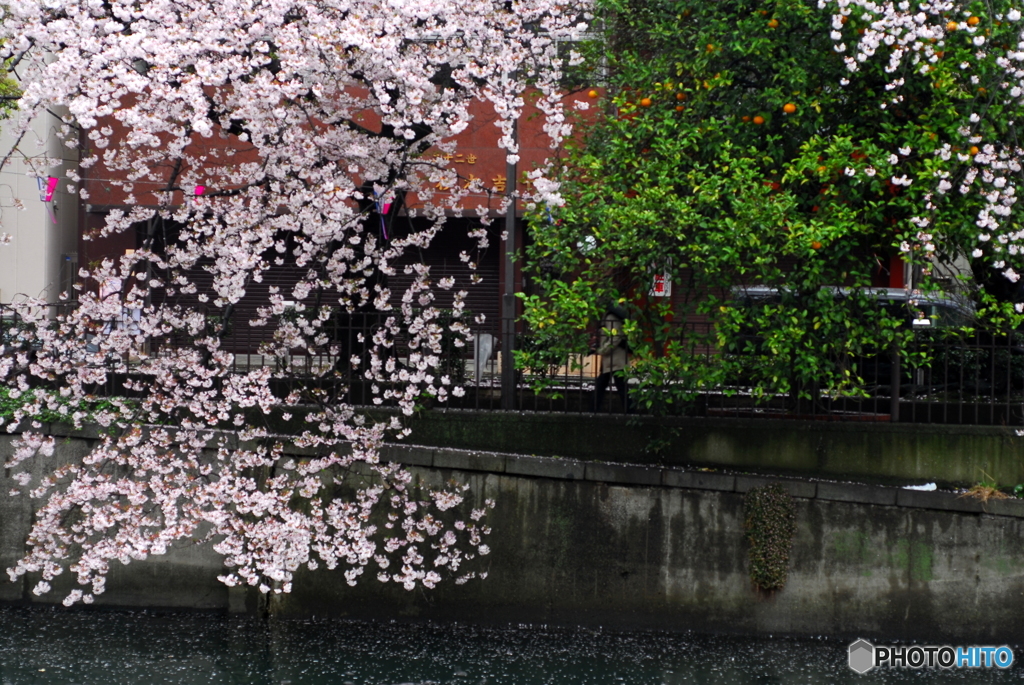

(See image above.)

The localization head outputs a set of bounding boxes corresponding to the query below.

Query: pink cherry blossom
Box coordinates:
[0,0,589,603]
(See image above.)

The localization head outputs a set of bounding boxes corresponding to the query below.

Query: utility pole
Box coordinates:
[500,122,517,411]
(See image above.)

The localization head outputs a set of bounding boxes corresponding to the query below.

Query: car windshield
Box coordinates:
[730,286,975,329]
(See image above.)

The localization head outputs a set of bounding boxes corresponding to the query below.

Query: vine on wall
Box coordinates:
[744,483,797,593]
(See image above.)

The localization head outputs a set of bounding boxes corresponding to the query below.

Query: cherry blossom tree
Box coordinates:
[0,0,589,605]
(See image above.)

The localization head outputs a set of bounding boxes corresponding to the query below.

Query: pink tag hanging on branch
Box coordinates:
[44,177,58,202]
[375,198,390,240]
[194,185,205,199]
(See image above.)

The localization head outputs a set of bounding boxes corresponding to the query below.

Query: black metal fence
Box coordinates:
[437,322,1024,427]
[5,302,1024,427]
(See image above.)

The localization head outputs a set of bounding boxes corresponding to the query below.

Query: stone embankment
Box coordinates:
[1,419,1023,641]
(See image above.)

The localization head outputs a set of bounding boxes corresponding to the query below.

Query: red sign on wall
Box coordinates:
[651,272,672,298]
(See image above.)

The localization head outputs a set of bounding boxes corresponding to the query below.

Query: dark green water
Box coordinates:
[0,606,1020,684]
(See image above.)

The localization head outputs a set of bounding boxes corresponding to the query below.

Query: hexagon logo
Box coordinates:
[849,639,875,674]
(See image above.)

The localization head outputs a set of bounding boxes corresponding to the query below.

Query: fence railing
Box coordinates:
[5,302,1024,427]
[431,322,1024,427]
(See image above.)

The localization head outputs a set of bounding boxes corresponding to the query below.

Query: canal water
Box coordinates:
[0,606,1019,684]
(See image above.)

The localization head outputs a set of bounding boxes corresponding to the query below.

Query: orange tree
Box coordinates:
[520,0,1024,411]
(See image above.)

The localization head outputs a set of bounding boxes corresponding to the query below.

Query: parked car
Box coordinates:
[729,286,975,331]
[725,285,978,392]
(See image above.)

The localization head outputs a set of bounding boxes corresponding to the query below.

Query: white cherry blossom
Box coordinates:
[0,0,589,603]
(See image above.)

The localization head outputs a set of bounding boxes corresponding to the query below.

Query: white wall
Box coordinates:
[0,108,79,304]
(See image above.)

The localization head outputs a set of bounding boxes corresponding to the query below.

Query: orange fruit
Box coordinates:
[967,15,979,26]
[639,97,652,107]
[742,115,751,122]
[706,43,715,52]
[783,102,797,114]
[752,115,765,125]
[840,16,848,24]
[817,166,827,173]
[767,18,779,28]
[588,89,599,98]
[811,241,822,250]
[676,92,687,101]
[969,145,980,155]
[947,20,958,30]
[675,105,685,112]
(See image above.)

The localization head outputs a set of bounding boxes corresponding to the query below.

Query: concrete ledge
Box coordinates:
[505,455,585,481]
[662,470,736,492]
[817,482,898,507]
[585,463,662,487]
[983,498,1024,517]
[896,489,985,513]
[46,422,119,441]
[380,443,1024,519]
[26,425,1024,520]
[381,444,435,467]
[735,475,817,499]
[383,408,1024,488]
[433,449,505,473]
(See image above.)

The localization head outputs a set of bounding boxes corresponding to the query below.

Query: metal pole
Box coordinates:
[500,122,518,411]
[890,343,901,423]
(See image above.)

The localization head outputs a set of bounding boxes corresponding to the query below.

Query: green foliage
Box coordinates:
[0,386,132,427]
[978,471,999,490]
[0,77,16,111]
[522,0,1024,409]
[744,483,797,593]
[962,470,1010,502]
[514,326,591,397]
[0,51,19,118]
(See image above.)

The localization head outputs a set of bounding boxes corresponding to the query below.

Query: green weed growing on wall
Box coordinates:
[744,483,797,593]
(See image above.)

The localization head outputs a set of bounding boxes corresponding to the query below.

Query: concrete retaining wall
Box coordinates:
[390,409,1024,488]
[3,432,1024,641]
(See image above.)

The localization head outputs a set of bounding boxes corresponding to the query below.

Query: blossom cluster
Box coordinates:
[822,0,1024,303]
[0,0,588,603]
